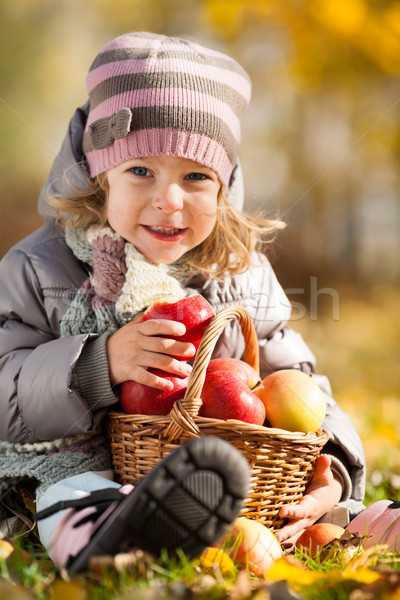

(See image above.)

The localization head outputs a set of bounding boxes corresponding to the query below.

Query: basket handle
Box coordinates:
[164,305,259,441]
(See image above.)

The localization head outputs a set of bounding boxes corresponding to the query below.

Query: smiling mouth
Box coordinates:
[147,226,183,235]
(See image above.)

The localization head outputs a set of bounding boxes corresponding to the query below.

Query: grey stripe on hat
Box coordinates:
[90,48,250,80]
[89,71,248,114]
[83,105,238,162]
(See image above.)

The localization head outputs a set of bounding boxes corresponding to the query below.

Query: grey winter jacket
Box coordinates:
[0,104,366,506]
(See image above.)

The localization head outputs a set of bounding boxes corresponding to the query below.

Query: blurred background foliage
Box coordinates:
[0,1,399,483]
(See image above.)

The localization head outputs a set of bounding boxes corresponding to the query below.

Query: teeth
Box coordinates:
[149,226,181,235]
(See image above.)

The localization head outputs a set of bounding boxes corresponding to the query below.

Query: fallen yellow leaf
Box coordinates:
[48,579,87,600]
[342,565,383,585]
[265,556,320,586]
[0,539,14,559]
[199,547,236,578]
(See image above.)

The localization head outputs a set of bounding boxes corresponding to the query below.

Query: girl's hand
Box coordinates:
[106,313,195,389]
[275,454,343,548]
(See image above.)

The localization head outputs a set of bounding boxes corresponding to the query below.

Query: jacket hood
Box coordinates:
[38,102,245,222]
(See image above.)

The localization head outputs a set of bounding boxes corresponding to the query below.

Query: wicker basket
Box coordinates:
[107,305,329,531]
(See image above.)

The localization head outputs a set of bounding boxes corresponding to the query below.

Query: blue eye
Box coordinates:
[132,167,150,176]
[187,172,207,181]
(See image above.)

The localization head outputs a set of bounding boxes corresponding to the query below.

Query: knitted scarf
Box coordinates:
[0,226,188,502]
[61,226,186,337]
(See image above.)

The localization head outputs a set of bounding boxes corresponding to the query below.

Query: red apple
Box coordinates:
[206,358,260,389]
[199,371,266,425]
[142,295,215,360]
[220,517,282,577]
[254,369,326,432]
[120,368,189,415]
[296,523,346,557]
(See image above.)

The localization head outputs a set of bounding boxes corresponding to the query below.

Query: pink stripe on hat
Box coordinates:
[86,58,251,101]
[85,129,233,184]
[97,33,166,53]
[86,89,241,143]
[83,32,251,186]
[97,32,240,63]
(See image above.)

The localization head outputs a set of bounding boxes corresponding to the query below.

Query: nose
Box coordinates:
[152,183,184,213]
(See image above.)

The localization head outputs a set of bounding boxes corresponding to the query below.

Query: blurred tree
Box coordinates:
[203,0,400,286]
[0,0,399,287]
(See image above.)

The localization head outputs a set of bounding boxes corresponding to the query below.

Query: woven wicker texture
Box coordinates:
[107,305,329,530]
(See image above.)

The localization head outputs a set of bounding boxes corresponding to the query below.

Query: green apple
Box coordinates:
[254,369,326,432]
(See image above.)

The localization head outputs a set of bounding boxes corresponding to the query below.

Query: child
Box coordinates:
[0,32,366,571]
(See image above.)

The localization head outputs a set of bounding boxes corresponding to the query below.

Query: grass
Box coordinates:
[1,284,400,599]
[2,504,400,599]
[2,493,400,599]
[293,284,400,491]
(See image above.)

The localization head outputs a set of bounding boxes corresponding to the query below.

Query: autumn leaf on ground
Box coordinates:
[0,539,14,559]
[48,579,88,600]
[199,546,236,579]
[317,530,365,564]
[266,556,321,587]
[341,566,383,585]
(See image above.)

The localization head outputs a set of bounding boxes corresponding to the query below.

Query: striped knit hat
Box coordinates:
[82,32,251,187]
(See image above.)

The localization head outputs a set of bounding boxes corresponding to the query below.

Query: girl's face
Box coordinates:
[106,156,220,264]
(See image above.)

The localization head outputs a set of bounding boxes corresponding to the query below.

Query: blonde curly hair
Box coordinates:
[49,166,284,279]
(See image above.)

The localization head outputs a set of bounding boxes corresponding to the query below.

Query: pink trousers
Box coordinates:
[346,499,400,551]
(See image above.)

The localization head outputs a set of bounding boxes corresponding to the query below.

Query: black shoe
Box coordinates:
[68,436,250,574]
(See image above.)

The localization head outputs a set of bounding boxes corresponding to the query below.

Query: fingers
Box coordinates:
[107,318,196,387]
[275,518,309,544]
[134,352,193,378]
[137,318,187,338]
[278,529,304,549]
[312,454,332,479]
[276,493,319,543]
[304,455,334,496]
[136,319,196,359]
[279,504,307,521]
[125,366,184,391]
[112,345,193,385]
[139,332,196,360]
[110,355,192,389]
[276,501,318,542]
[276,456,341,545]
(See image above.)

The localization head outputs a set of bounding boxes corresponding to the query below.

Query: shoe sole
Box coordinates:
[68,436,250,574]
